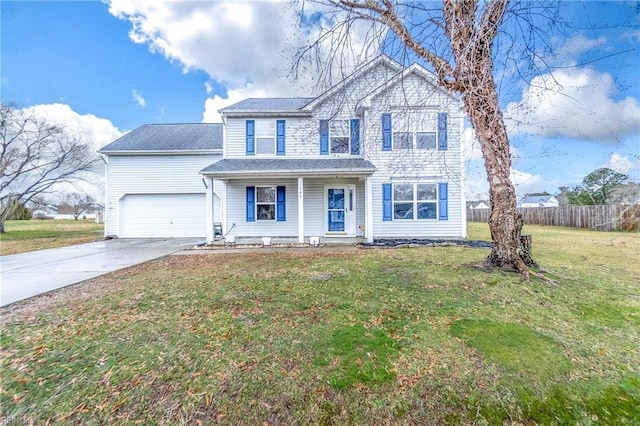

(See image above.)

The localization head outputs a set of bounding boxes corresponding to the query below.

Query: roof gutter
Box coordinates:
[99,149,223,156]
[199,168,376,178]
[220,110,312,118]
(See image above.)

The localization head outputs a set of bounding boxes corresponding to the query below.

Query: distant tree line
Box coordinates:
[557,168,638,206]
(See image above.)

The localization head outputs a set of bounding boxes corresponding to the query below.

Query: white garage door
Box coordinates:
[119,194,206,238]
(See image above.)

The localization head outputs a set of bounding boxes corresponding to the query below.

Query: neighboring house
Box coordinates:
[467,200,490,210]
[518,194,559,208]
[100,55,466,243]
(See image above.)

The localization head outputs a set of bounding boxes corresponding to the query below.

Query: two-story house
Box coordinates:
[99,55,466,243]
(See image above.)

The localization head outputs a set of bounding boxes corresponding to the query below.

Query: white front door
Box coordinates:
[325,185,356,236]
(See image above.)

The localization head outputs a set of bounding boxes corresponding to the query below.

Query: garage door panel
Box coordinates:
[120,194,205,238]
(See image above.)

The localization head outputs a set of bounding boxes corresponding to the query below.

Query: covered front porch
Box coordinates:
[199,158,376,244]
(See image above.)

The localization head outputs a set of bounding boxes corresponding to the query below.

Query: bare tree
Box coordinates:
[609,182,640,206]
[57,192,96,220]
[294,0,562,276]
[0,104,97,233]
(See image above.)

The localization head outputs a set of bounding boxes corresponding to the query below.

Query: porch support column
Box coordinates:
[365,175,373,243]
[205,176,215,243]
[221,180,227,237]
[298,177,304,243]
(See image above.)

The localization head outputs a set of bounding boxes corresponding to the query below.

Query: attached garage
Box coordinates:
[119,193,206,238]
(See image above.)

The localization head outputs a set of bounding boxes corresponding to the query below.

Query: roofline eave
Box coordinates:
[99,149,223,156]
[199,169,376,178]
[219,110,312,118]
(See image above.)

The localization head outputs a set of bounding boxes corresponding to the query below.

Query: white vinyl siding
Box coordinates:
[219,60,464,239]
[104,154,221,237]
[223,178,365,239]
[226,117,323,158]
[302,178,365,237]
[364,73,465,238]
[225,179,297,237]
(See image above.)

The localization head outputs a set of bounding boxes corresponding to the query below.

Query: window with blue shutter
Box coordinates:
[277,186,286,222]
[350,118,360,155]
[276,120,286,155]
[382,183,392,221]
[438,182,448,220]
[319,120,329,155]
[246,186,256,222]
[437,113,448,150]
[382,113,392,151]
[246,120,255,155]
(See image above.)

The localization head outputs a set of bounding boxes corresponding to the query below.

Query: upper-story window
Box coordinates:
[382,112,447,152]
[320,118,360,155]
[392,113,436,150]
[256,121,276,155]
[330,120,350,154]
[246,119,285,156]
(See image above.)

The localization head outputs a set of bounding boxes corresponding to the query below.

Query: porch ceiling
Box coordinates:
[200,158,376,178]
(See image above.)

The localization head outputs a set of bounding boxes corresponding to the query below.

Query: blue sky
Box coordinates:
[1,0,639,200]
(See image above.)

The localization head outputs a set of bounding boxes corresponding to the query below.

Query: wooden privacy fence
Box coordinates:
[467,204,640,231]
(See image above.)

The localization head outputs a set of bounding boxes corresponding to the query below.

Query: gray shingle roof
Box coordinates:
[219,98,315,113]
[200,158,376,176]
[99,123,223,153]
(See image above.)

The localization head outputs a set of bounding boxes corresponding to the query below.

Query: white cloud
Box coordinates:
[603,153,640,176]
[22,103,123,152]
[505,67,640,143]
[510,169,545,196]
[107,1,384,120]
[465,166,546,200]
[203,85,271,123]
[19,104,124,201]
[462,127,483,160]
[551,35,607,66]
[108,1,304,92]
[132,89,146,108]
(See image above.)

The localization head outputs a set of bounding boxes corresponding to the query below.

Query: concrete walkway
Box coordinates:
[0,238,199,307]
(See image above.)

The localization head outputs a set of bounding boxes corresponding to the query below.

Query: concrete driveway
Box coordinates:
[1,238,200,307]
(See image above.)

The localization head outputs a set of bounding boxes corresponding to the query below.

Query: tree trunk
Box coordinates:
[0,217,5,234]
[462,74,538,272]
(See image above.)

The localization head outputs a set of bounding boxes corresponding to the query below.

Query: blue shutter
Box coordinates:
[382,113,392,151]
[382,183,392,221]
[350,118,360,155]
[277,186,286,222]
[246,186,255,222]
[246,120,255,155]
[276,120,286,155]
[438,183,448,220]
[437,113,448,150]
[319,120,329,155]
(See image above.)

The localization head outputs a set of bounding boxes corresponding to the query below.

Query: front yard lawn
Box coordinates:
[0,220,103,255]
[1,223,638,424]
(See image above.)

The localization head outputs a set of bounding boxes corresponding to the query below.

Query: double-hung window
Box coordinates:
[247,185,286,222]
[247,120,285,156]
[256,120,276,155]
[330,120,350,154]
[393,183,437,220]
[390,112,438,150]
[320,118,360,155]
[256,186,276,220]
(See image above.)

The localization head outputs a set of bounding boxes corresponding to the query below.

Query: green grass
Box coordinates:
[0,220,103,255]
[450,319,573,381]
[1,222,639,424]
